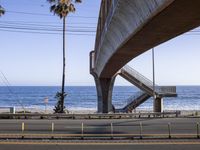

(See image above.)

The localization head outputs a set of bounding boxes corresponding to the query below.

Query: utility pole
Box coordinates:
[152,48,156,111]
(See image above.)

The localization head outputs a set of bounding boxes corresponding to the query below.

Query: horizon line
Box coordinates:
[0,85,200,87]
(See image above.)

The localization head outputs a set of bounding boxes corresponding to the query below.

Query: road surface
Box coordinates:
[0,140,200,150]
[0,117,199,138]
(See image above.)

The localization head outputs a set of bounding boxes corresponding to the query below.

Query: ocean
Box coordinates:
[0,86,200,112]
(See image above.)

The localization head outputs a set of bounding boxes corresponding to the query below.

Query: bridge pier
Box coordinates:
[153,97,163,112]
[94,76,116,113]
[90,51,116,113]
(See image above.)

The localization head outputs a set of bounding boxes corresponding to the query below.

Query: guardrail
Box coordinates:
[0,111,180,119]
[0,120,199,140]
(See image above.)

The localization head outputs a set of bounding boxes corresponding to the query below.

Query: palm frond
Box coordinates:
[50,5,56,12]
[47,0,56,4]
[47,0,81,18]
[0,5,5,16]
[75,0,82,3]
[69,4,75,12]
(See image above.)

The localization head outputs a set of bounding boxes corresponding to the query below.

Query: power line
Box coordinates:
[6,10,97,19]
[0,29,95,36]
[0,20,97,25]
[1,0,47,7]
[0,20,97,35]
[0,25,96,32]
[0,71,26,111]
[1,23,199,36]
[0,27,199,37]
[0,21,96,29]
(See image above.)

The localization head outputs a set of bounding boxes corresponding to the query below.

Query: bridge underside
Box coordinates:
[95,0,200,78]
[91,0,200,113]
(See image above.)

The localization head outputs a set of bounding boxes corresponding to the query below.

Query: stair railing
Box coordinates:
[121,65,176,95]
[122,65,155,90]
[124,91,145,107]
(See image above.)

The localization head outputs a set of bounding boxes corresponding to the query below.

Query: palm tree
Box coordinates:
[0,5,5,16]
[47,0,81,113]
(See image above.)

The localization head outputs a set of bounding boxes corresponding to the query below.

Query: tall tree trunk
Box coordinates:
[61,16,66,113]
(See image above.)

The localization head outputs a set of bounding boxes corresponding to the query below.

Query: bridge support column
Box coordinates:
[153,97,163,112]
[94,76,116,113]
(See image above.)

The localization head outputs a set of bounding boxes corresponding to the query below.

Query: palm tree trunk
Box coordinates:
[61,16,66,113]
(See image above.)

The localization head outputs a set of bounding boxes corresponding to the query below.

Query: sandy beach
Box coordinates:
[0,106,200,117]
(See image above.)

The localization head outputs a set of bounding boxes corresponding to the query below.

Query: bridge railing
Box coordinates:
[157,86,177,95]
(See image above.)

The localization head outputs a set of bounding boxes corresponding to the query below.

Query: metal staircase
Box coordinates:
[120,65,177,97]
[116,91,151,113]
[116,65,177,112]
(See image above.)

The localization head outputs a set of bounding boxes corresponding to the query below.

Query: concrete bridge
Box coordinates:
[90,0,200,113]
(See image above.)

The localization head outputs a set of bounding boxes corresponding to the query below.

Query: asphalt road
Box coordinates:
[0,140,200,150]
[0,118,199,137]
[0,118,200,149]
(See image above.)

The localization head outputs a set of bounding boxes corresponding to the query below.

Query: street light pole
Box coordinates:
[152,48,156,111]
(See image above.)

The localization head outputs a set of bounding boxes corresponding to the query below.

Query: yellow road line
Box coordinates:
[0,141,200,145]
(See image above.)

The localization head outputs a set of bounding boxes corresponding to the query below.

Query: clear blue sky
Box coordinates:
[0,0,200,86]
